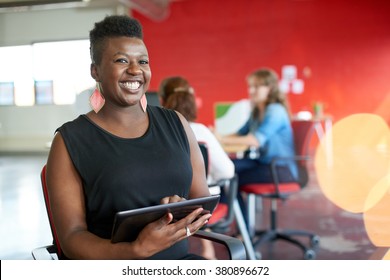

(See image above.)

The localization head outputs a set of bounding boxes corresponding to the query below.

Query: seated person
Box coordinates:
[163,86,235,184]
[45,15,211,260]
[216,68,298,224]
[158,76,194,107]
[162,84,235,260]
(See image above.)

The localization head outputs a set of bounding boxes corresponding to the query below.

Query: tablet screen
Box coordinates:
[111,195,220,243]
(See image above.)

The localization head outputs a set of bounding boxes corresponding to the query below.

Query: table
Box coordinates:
[292,114,333,167]
[222,144,249,159]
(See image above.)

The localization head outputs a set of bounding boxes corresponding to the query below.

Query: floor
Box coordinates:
[0,152,387,260]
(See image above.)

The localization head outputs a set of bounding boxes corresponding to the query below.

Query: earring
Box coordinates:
[89,83,105,113]
[140,94,147,112]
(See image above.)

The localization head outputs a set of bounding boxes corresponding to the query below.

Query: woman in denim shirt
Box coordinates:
[217,68,297,223]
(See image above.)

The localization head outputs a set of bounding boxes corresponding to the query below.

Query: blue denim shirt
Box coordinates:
[237,103,298,179]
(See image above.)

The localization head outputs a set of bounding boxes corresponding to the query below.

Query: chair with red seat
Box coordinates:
[240,120,320,259]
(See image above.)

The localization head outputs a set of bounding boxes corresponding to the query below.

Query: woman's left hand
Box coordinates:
[160,195,185,204]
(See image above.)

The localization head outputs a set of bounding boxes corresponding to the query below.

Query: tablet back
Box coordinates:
[111,195,220,243]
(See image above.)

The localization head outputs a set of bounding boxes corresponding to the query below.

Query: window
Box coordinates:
[0,82,15,105]
[0,40,94,106]
[35,80,54,105]
[32,39,93,105]
[0,45,33,106]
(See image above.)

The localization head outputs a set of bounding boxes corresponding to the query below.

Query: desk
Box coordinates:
[312,115,333,167]
[293,115,333,167]
[222,144,249,159]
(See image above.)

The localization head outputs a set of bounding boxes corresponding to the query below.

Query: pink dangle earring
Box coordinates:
[89,82,105,113]
[140,94,147,113]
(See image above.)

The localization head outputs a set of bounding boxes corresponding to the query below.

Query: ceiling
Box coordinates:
[0,0,173,20]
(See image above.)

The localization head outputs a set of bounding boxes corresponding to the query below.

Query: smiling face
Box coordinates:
[91,36,151,109]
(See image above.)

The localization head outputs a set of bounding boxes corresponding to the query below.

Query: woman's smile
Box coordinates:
[120,81,143,92]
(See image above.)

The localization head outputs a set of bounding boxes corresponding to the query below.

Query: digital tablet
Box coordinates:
[111,195,220,243]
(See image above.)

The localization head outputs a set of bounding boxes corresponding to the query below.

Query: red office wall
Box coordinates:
[134,0,390,126]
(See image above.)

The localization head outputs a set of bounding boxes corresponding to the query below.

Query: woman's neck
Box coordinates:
[86,106,149,138]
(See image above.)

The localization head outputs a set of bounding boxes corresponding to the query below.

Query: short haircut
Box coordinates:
[89,15,143,65]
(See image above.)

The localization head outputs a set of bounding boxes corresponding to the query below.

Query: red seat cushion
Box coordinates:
[208,203,228,225]
[241,182,301,196]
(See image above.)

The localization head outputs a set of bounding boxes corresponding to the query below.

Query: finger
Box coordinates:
[190,213,212,232]
[160,195,185,204]
[156,212,173,229]
[168,195,185,203]
[182,212,212,238]
[160,197,170,204]
[172,207,204,230]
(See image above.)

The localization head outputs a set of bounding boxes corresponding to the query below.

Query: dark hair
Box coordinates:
[89,15,143,65]
[158,76,192,105]
[164,90,197,122]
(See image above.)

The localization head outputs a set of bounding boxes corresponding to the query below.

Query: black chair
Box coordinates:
[32,165,246,260]
[198,142,259,259]
[239,120,320,259]
[198,142,237,233]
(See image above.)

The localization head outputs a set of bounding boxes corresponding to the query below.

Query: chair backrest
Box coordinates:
[198,142,237,232]
[291,120,315,187]
[198,142,209,176]
[40,165,63,259]
[291,120,315,159]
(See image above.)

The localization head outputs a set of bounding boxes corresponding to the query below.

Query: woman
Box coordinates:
[163,87,235,259]
[158,76,194,107]
[45,15,211,260]
[161,78,235,184]
[217,68,297,222]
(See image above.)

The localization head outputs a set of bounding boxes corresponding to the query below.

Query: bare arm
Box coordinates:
[218,132,260,147]
[176,112,211,199]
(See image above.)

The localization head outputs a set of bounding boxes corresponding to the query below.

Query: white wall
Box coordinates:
[0,5,118,152]
[0,4,119,47]
[0,88,92,152]
[0,105,76,152]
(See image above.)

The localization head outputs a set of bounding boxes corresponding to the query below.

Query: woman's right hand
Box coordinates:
[134,207,211,258]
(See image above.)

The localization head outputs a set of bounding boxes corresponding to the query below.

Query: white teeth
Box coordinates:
[122,81,141,90]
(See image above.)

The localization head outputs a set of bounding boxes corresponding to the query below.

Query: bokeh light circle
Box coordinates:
[315,113,390,213]
[363,174,390,247]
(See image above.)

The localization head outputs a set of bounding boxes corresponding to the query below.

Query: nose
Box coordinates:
[126,62,142,75]
[248,86,256,96]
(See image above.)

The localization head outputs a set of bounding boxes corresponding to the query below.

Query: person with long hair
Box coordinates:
[217,68,297,223]
[161,79,235,185]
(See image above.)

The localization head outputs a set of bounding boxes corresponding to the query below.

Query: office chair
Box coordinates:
[198,142,259,259]
[198,142,237,233]
[32,165,246,260]
[239,120,320,260]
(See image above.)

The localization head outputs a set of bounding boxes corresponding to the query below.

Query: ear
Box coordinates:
[90,63,99,81]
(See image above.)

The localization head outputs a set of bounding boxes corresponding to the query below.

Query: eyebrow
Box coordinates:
[114,51,148,57]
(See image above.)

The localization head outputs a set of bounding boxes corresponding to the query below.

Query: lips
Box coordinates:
[120,81,142,90]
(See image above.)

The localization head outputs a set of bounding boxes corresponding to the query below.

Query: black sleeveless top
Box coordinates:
[57,106,193,259]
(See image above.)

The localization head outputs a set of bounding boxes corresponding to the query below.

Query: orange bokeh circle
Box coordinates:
[315,113,390,213]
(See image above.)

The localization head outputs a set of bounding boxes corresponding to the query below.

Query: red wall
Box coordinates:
[134,0,390,126]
